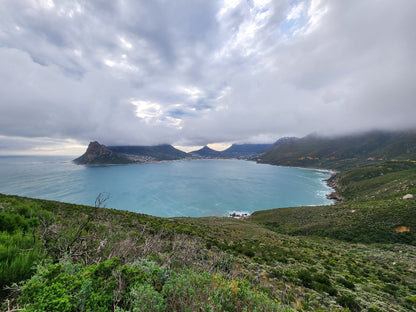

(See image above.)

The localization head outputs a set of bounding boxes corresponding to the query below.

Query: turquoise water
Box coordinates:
[0,156,333,217]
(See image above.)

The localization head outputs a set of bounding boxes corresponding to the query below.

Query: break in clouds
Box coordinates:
[0,0,415,154]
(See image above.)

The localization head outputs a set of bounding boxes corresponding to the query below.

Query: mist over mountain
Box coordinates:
[259,130,416,170]
[220,144,271,158]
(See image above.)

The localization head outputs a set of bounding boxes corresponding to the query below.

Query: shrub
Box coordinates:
[0,231,44,299]
[128,283,165,312]
[297,269,313,288]
[18,258,289,312]
[336,294,361,312]
[336,277,355,290]
[162,271,285,312]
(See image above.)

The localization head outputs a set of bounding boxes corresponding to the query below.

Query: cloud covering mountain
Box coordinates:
[0,0,415,154]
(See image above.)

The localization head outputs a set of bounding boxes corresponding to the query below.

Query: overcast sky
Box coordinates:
[0,0,415,155]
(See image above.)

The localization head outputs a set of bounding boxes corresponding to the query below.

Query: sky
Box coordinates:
[0,0,415,155]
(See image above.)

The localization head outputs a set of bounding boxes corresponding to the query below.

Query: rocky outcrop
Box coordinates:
[73,141,136,165]
[325,173,344,203]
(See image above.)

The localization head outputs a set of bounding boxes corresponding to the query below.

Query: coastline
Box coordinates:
[324,172,344,203]
[252,161,339,205]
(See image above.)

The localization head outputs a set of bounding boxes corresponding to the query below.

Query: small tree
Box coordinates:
[40,193,110,264]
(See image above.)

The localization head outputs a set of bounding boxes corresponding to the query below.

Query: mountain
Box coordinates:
[73,141,135,165]
[190,145,223,158]
[108,144,189,161]
[190,144,274,159]
[262,137,298,153]
[259,130,416,170]
[220,144,271,158]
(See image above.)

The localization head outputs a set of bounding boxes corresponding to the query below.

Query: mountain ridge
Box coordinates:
[108,144,189,161]
[259,130,416,170]
[190,145,224,158]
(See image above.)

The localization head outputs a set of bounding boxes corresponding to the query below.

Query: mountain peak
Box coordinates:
[85,141,112,156]
[73,141,135,165]
[191,145,222,157]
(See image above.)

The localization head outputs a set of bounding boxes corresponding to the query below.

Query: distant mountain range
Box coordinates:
[190,146,223,158]
[220,144,272,158]
[190,144,273,159]
[108,144,189,161]
[258,130,416,170]
[74,142,276,165]
[73,130,416,167]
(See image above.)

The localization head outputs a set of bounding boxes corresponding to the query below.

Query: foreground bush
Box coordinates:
[18,258,290,312]
[0,200,44,299]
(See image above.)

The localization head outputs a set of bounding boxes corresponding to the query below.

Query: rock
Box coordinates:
[73,141,136,165]
[403,194,414,200]
[326,191,344,203]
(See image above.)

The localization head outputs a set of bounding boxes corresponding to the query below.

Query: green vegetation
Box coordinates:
[19,259,286,312]
[0,200,45,299]
[251,161,416,245]
[259,130,416,170]
[2,144,416,310]
[108,144,190,161]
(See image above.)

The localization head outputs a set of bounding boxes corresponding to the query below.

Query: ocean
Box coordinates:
[0,156,333,217]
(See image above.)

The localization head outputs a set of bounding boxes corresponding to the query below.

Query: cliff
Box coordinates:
[73,141,136,165]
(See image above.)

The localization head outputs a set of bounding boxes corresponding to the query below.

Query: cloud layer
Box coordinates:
[0,0,415,153]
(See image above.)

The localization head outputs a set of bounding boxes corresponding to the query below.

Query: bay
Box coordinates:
[0,156,333,217]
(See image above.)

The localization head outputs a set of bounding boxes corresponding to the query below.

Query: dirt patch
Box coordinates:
[394,226,410,233]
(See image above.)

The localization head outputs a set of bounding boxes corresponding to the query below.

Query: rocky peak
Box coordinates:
[85,141,112,157]
[73,141,135,165]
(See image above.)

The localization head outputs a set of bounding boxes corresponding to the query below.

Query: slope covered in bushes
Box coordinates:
[1,180,416,311]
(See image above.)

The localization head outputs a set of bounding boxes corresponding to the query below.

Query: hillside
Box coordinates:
[2,155,416,310]
[108,144,190,161]
[73,141,136,165]
[259,130,416,170]
[220,144,271,158]
[250,161,416,243]
[262,137,299,153]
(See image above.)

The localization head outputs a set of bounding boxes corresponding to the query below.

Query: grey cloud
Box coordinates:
[0,0,415,153]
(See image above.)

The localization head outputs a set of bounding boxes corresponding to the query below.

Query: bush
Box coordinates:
[18,259,289,312]
[336,294,361,312]
[336,277,355,290]
[162,271,285,312]
[128,283,165,312]
[0,231,44,299]
[297,269,313,288]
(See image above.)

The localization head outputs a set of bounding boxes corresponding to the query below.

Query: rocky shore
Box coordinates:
[325,173,344,203]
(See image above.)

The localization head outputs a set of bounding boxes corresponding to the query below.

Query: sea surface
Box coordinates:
[0,156,333,217]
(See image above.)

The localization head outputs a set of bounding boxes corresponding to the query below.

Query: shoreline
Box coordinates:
[324,172,344,203]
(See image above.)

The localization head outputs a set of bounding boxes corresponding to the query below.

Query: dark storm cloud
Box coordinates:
[0,0,415,153]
